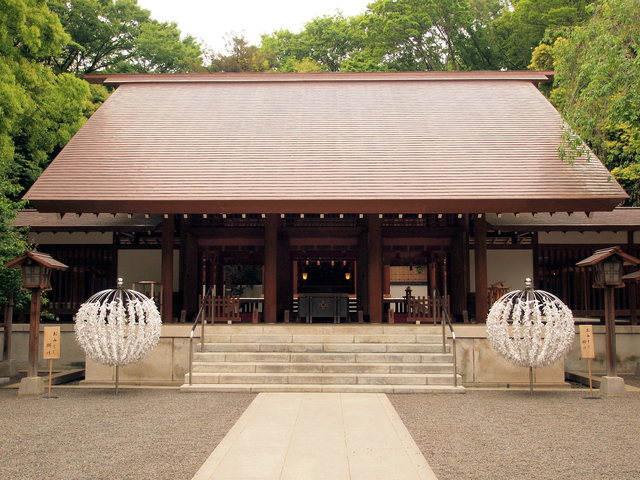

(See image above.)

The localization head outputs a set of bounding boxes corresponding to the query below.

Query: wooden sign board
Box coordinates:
[388,309,395,324]
[43,326,60,360]
[252,308,259,323]
[579,325,595,359]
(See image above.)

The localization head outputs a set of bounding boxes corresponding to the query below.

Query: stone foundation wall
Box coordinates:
[5,324,638,386]
[564,325,640,375]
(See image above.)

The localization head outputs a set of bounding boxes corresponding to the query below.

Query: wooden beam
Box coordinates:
[162,215,174,323]
[474,214,487,323]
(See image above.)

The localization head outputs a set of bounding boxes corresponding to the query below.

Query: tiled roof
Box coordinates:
[25,72,627,214]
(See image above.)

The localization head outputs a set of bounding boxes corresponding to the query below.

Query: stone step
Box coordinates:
[200,342,449,354]
[180,383,465,394]
[199,325,443,335]
[202,334,443,344]
[186,372,456,386]
[192,362,454,375]
[193,351,453,364]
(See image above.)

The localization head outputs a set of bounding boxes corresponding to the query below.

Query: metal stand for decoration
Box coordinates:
[75,279,162,394]
[486,279,575,395]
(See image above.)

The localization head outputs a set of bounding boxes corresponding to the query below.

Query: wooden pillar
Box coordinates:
[450,226,468,317]
[264,214,278,323]
[2,292,13,362]
[628,232,637,325]
[474,214,488,323]
[429,263,437,294]
[27,288,42,377]
[162,215,174,323]
[383,265,391,298]
[215,259,224,298]
[368,215,383,323]
[532,232,540,287]
[357,231,369,315]
[604,286,618,377]
[292,261,298,296]
[183,233,198,319]
[277,232,292,317]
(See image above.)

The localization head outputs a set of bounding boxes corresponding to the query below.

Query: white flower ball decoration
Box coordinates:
[486,279,575,369]
[75,280,162,367]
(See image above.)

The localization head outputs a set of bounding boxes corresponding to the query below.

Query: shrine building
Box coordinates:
[14,71,638,390]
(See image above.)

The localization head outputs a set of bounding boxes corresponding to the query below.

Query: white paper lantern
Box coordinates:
[75,280,161,367]
[486,279,575,369]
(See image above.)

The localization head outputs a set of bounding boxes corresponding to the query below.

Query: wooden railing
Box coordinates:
[198,296,241,323]
[406,295,450,324]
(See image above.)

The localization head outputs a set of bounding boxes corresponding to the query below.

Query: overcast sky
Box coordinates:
[136,0,372,53]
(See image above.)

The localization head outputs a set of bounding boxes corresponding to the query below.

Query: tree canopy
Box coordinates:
[47,0,203,75]
[552,0,640,205]
[0,0,86,304]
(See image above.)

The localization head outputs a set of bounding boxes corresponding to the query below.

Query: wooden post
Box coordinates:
[368,215,383,323]
[181,232,199,319]
[357,231,369,316]
[604,286,617,377]
[162,215,174,323]
[474,214,488,323]
[264,214,278,323]
[2,292,13,362]
[27,288,42,378]
[630,285,638,326]
[629,231,637,325]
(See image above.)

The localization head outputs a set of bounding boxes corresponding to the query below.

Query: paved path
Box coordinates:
[192,392,438,480]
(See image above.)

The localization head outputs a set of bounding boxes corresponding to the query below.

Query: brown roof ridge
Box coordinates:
[84,70,552,86]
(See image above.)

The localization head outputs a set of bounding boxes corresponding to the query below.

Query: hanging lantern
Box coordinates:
[486,279,575,370]
[75,279,161,368]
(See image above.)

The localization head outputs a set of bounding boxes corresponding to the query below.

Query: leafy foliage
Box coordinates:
[47,0,203,75]
[493,0,592,70]
[206,33,274,73]
[553,0,640,204]
[1,0,90,196]
[364,0,502,71]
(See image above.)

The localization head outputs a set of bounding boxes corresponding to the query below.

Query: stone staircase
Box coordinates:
[181,324,464,393]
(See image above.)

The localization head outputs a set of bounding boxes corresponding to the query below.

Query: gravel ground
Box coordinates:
[389,389,640,480]
[0,388,255,480]
[2,384,639,480]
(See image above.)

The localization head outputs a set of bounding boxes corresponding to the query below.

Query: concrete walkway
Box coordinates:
[192,393,438,480]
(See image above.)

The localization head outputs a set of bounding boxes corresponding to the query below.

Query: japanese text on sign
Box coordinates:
[43,326,60,360]
[579,325,595,359]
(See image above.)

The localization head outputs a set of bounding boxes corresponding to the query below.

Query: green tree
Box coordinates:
[207,33,274,72]
[493,0,591,70]
[363,0,501,71]
[1,0,90,196]
[47,0,203,75]
[552,0,640,205]
[262,13,367,72]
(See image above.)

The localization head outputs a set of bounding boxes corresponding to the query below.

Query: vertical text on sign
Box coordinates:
[43,326,61,360]
[579,325,595,359]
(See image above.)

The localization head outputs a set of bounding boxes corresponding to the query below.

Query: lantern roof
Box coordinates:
[576,246,640,268]
[4,251,69,271]
[622,270,640,283]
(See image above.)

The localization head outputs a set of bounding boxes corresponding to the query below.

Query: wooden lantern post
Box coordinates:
[5,252,68,396]
[577,247,640,395]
